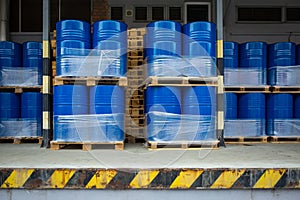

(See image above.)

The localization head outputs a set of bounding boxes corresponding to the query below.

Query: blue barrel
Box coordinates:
[145,86,181,114]
[238,93,265,119]
[239,42,267,69]
[53,85,88,115]
[146,21,181,58]
[21,92,42,119]
[182,86,216,115]
[267,94,293,119]
[56,20,90,43]
[294,94,300,118]
[183,22,216,57]
[92,20,127,77]
[224,42,238,69]
[56,40,91,76]
[0,41,22,67]
[22,42,42,67]
[297,44,300,65]
[0,92,20,119]
[90,85,125,114]
[268,42,296,67]
[225,93,237,119]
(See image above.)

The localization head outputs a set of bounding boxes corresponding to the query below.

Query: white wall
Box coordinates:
[224,0,300,44]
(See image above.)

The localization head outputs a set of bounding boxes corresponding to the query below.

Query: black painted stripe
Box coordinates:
[0,169,14,187]
[149,170,180,188]
[107,170,136,189]
[217,58,224,76]
[23,169,54,188]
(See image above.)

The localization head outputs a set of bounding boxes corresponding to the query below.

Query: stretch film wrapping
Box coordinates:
[0,119,41,137]
[147,111,216,142]
[53,114,124,142]
[268,65,300,86]
[224,119,266,137]
[0,67,41,86]
[224,68,266,86]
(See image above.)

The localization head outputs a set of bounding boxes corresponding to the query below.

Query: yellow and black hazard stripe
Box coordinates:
[0,168,299,189]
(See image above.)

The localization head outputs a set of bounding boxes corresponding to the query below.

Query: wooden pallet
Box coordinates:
[127,69,144,77]
[125,117,145,127]
[268,136,300,143]
[148,141,220,150]
[51,39,56,48]
[128,59,144,67]
[270,86,300,93]
[128,99,144,107]
[127,108,144,116]
[50,141,124,151]
[143,76,218,87]
[224,86,270,93]
[0,137,42,144]
[224,136,268,144]
[125,134,146,144]
[127,28,146,37]
[128,50,144,57]
[126,88,144,96]
[128,40,143,47]
[0,86,42,93]
[53,76,127,86]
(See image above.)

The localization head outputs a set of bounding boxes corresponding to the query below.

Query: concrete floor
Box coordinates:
[0,143,299,169]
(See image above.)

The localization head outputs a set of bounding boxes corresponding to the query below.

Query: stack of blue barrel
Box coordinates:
[145,21,182,76]
[183,21,217,76]
[56,20,91,76]
[0,41,22,68]
[224,93,266,137]
[23,42,43,84]
[223,42,238,85]
[92,20,127,77]
[146,86,216,141]
[268,42,297,85]
[0,92,42,137]
[53,85,124,142]
[239,42,267,85]
[267,94,294,136]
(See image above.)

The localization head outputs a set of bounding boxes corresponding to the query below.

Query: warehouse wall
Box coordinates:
[108,0,214,28]
[224,0,300,43]
[92,0,109,22]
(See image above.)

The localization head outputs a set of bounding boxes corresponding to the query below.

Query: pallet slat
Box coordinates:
[50,141,124,150]
[225,136,268,144]
[148,141,219,150]
[53,77,127,86]
[0,137,42,144]
[0,86,42,93]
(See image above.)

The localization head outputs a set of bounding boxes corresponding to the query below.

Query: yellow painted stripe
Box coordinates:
[130,170,160,188]
[1,169,34,188]
[217,75,224,94]
[43,40,49,58]
[43,111,50,130]
[42,76,51,94]
[211,169,245,189]
[254,169,286,188]
[218,111,224,130]
[86,170,117,189]
[170,170,204,189]
[49,169,76,188]
[217,40,223,58]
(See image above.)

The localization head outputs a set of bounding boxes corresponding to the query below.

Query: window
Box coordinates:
[111,7,123,20]
[135,7,147,21]
[238,7,282,22]
[10,0,91,32]
[185,4,209,23]
[169,7,181,21]
[152,7,164,20]
[286,8,300,21]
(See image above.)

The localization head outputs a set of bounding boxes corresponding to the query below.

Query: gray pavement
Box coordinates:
[0,143,299,169]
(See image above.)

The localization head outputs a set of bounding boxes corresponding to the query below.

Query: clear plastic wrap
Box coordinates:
[268,65,300,86]
[146,56,217,77]
[56,48,126,77]
[0,67,41,86]
[267,119,300,136]
[224,68,266,86]
[224,119,265,137]
[53,114,124,142]
[0,119,41,137]
[147,111,216,142]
